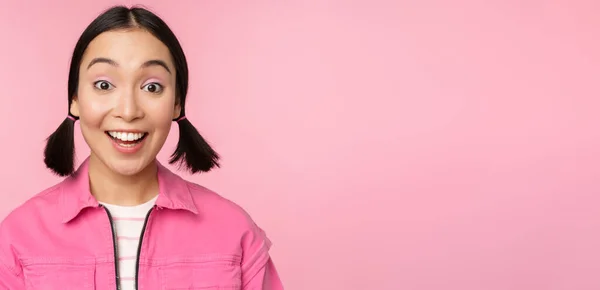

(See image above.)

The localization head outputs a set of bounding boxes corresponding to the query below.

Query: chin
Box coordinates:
[87,135,163,177]
[106,157,155,177]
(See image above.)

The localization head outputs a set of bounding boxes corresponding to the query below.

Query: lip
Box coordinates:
[105,129,147,133]
[106,131,149,154]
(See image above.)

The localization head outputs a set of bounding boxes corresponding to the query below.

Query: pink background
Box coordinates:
[1,0,599,289]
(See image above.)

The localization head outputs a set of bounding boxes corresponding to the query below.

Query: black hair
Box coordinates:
[43,5,220,176]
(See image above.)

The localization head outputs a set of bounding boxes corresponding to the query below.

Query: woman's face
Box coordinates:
[70,28,180,176]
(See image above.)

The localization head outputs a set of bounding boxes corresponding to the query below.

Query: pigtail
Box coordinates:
[43,115,78,177]
[169,116,220,174]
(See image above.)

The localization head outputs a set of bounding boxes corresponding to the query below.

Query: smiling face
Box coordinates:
[70,28,181,176]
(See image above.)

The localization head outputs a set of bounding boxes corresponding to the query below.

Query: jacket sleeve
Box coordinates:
[0,220,25,289]
[240,223,284,290]
[244,257,284,290]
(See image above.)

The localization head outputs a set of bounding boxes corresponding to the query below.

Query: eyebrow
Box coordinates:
[86,57,172,74]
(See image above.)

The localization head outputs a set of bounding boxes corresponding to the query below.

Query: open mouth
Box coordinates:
[105,131,149,148]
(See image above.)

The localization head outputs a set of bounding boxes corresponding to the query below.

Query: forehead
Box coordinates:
[81,28,174,72]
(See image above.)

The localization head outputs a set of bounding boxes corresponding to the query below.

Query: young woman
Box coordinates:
[0,5,283,290]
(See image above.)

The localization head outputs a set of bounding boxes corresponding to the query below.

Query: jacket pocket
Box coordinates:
[158,254,241,290]
[22,263,95,290]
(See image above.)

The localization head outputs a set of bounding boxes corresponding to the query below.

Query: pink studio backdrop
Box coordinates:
[1,0,599,289]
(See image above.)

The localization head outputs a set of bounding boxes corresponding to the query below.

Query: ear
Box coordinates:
[69,97,80,118]
[172,101,182,119]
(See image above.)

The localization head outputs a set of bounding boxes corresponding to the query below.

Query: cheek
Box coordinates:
[77,97,109,131]
[147,101,176,134]
[143,91,176,118]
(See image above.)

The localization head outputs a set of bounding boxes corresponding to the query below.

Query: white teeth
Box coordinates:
[108,131,146,142]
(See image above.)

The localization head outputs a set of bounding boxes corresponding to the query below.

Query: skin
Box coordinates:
[69,28,181,205]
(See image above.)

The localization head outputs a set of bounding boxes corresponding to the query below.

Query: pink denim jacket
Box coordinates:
[0,158,284,289]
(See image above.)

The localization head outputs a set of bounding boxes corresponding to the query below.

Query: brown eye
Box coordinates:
[142,83,163,93]
[94,80,113,90]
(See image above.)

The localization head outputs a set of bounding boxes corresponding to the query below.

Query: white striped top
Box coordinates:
[100,196,157,290]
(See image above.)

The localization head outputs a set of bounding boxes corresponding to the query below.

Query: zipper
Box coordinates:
[101,205,121,290]
[134,207,154,290]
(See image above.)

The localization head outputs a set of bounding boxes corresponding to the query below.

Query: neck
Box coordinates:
[88,154,159,206]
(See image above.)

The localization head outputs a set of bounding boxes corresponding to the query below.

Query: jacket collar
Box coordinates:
[60,157,198,223]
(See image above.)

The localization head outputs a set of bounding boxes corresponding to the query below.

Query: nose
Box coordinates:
[113,87,144,122]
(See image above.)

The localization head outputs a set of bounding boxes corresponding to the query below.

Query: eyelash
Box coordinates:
[142,82,164,94]
[93,80,114,91]
[92,80,164,94]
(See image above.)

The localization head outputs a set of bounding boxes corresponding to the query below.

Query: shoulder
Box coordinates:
[185,181,262,231]
[0,181,64,232]
[183,180,273,256]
